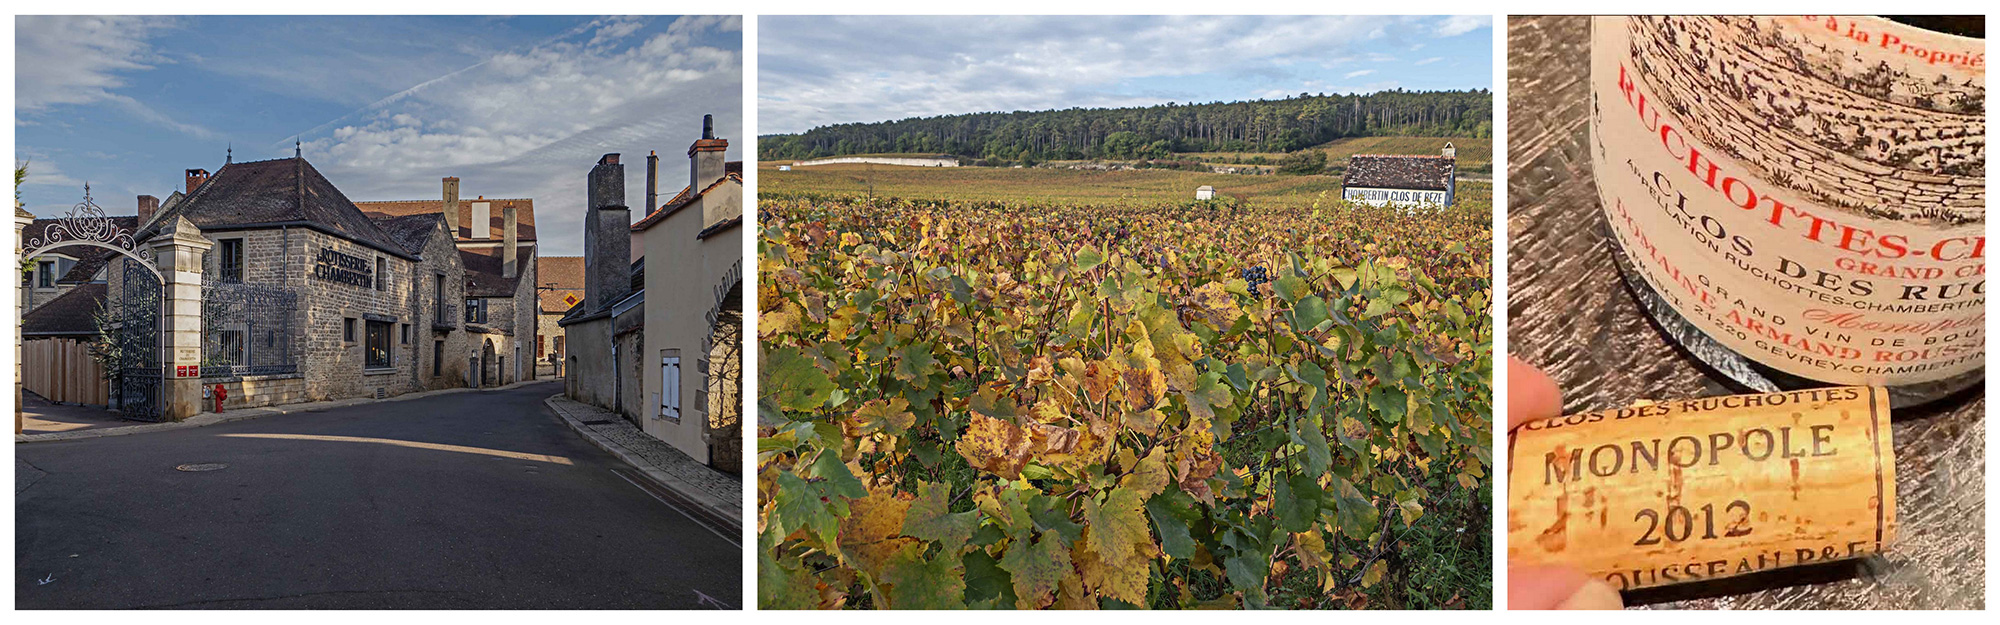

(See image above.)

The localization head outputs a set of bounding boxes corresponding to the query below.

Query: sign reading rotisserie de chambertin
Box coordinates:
[313,247,373,287]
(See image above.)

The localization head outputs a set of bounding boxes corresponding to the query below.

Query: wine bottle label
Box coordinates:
[1590,16,1985,385]
[1507,387,1895,591]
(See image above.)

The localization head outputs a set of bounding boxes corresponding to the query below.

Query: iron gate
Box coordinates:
[114,257,164,421]
[201,278,299,377]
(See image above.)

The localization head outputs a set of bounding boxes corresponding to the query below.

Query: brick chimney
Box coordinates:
[584,154,630,312]
[185,169,210,192]
[136,195,159,227]
[645,150,659,214]
[688,114,728,197]
[501,202,518,278]
[441,177,461,236]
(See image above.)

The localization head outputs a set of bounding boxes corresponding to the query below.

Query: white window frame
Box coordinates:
[659,349,681,422]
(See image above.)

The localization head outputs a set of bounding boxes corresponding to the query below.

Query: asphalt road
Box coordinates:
[15,381,741,609]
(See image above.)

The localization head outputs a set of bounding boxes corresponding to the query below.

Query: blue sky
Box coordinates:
[760,15,1492,134]
[16,15,742,256]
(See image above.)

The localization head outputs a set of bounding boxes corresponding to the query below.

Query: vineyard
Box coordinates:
[757,191,1493,609]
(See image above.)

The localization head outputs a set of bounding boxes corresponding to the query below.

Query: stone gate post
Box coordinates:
[150,216,211,421]
[14,206,33,433]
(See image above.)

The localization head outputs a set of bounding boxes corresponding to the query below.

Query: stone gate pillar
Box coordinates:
[149,216,211,421]
[14,207,34,433]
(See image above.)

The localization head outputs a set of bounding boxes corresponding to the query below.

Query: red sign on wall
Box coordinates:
[175,365,198,379]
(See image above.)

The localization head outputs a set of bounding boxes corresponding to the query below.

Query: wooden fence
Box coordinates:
[22,338,109,406]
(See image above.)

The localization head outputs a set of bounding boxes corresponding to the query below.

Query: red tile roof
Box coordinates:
[356,196,538,242]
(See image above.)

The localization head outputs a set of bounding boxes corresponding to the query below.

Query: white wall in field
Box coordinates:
[793,156,959,168]
[1343,187,1450,207]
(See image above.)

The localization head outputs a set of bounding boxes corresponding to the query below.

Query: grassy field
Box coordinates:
[1176,136,1492,174]
[758,160,1491,209]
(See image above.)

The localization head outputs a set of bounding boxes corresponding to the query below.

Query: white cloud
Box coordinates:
[14,16,215,138]
[1415,57,1445,66]
[1435,15,1491,37]
[294,15,742,256]
[760,15,1475,134]
[1344,69,1376,79]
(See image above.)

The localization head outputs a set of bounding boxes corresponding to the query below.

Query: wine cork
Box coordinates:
[1508,387,1895,591]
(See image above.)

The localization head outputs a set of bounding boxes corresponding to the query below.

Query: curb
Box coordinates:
[16,378,554,444]
[541,395,744,531]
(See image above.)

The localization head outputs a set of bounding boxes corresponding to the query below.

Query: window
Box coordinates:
[343,318,356,342]
[400,324,409,344]
[365,320,392,368]
[219,239,243,283]
[659,349,681,421]
[375,257,387,291]
[434,274,447,319]
[216,328,248,366]
[433,340,444,376]
[36,261,54,288]
[554,336,564,358]
[465,298,487,324]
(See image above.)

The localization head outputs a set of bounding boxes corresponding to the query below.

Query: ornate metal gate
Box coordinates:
[19,185,167,421]
[201,279,299,377]
[114,257,164,420]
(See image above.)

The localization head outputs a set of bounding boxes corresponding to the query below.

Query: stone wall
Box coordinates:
[203,374,308,411]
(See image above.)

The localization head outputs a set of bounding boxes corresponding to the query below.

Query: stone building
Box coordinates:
[355,183,539,387]
[1341,144,1458,207]
[562,115,742,471]
[104,156,477,411]
[534,256,584,377]
[632,116,743,472]
[564,116,744,468]
[559,155,646,422]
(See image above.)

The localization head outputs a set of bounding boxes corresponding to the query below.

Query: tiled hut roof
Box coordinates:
[137,157,416,260]
[21,216,140,283]
[1342,155,1454,192]
[460,246,535,297]
[23,283,107,336]
[369,213,445,256]
[356,197,538,242]
[536,256,585,313]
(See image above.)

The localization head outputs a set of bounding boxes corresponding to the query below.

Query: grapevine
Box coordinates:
[758,191,1492,609]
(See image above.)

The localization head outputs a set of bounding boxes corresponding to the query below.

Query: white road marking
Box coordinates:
[610,470,740,549]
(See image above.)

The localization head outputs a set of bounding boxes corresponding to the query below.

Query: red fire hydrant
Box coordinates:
[213,384,228,413]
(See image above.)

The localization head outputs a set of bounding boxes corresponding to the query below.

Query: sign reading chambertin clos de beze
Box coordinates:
[313,247,373,287]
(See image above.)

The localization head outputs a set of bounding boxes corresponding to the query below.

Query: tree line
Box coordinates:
[760,89,1492,164]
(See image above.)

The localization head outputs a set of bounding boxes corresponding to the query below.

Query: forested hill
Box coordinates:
[760,90,1492,163]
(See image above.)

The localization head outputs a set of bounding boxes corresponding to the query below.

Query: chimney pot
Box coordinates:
[502,203,519,279]
[599,153,620,166]
[185,168,210,192]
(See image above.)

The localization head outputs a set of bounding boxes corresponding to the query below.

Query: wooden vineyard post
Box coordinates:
[1508,387,1895,591]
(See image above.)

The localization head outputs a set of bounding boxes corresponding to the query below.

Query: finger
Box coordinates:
[1507,356,1563,430]
[1508,565,1623,610]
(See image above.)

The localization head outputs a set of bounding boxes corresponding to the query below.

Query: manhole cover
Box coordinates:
[175,463,229,472]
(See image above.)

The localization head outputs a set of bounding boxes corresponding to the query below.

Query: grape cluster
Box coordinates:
[1242,265,1269,293]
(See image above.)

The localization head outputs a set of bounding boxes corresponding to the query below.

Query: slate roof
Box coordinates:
[137,157,416,260]
[20,216,140,284]
[536,256,585,313]
[1342,155,1455,192]
[370,213,445,256]
[460,246,536,297]
[23,283,107,336]
[355,197,537,242]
